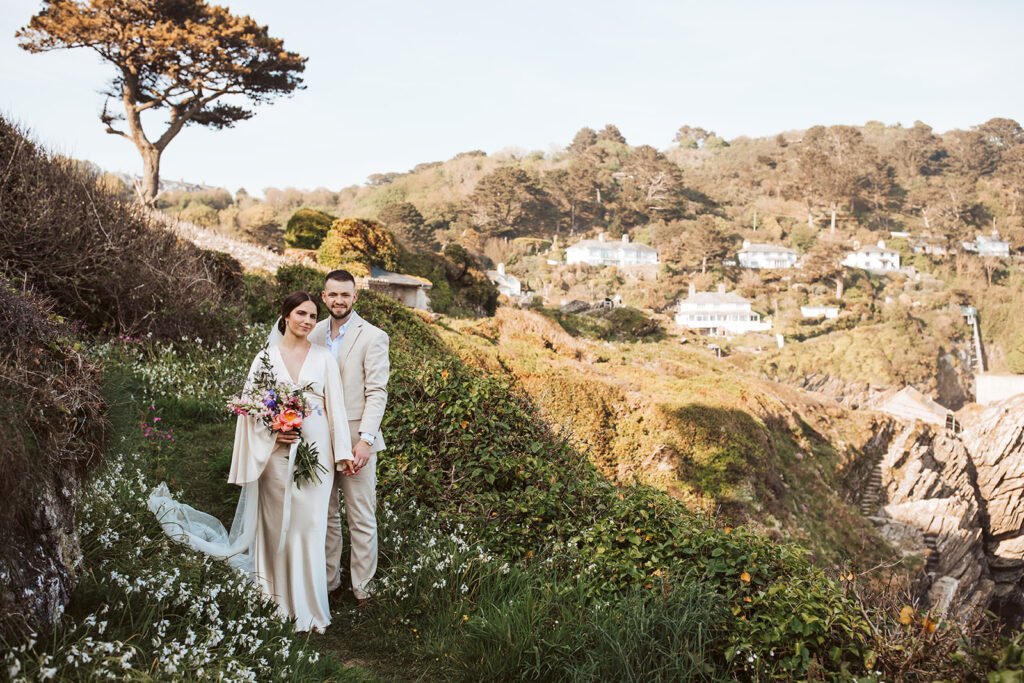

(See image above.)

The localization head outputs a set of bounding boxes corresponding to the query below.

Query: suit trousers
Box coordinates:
[326,421,378,599]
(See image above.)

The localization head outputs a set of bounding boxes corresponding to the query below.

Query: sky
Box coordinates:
[2,0,1022,196]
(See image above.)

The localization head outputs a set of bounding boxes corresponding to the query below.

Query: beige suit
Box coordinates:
[308,312,390,600]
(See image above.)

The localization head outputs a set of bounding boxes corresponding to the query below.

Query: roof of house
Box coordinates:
[368,266,433,288]
[683,291,751,306]
[872,386,948,426]
[739,242,797,255]
[850,243,899,255]
[568,240,658,253]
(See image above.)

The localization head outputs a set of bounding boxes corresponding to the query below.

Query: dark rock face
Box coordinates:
[867,395,1024,621]
[0,285,106,640]
[0,484,82,637]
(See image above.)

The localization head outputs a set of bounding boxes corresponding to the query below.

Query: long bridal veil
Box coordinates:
[148,480,259,575]
[146,326,283,577]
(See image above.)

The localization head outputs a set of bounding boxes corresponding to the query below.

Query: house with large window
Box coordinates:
[842,240,900,272]
[565,233,659,268]
[737,241,798,269]
[674,284,771,336]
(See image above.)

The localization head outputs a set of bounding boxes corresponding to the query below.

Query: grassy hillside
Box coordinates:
[440,307,892,570]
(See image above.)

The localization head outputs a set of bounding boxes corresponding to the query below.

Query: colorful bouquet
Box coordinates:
[227,351,328,488]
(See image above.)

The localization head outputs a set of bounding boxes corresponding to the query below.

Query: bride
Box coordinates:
[150,291,352,632]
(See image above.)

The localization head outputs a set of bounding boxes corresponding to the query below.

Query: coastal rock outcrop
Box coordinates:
[962,396,1024,607]
[866,394,1024,619]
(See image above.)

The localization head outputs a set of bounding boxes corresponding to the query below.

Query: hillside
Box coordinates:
[440,306,892,568]
[152,117,1024,377]
[5,115,1024,680]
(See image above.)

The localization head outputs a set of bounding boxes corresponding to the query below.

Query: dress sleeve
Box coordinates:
[323,348,354,465]
[227,352,278,485]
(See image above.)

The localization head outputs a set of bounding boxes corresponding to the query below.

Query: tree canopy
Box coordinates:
[469,167,553,238]
[17,0,306,201]
[317,218,399,271]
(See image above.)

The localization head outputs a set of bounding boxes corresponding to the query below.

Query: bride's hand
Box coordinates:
[275,430,299,445]
[338,460,355,475]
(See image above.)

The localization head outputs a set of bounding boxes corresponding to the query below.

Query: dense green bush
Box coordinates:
[275,263,326,299]
[242,272,280,324]
[398,250,499,317]
[284,208,334,249]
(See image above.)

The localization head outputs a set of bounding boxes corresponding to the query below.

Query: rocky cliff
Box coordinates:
[866,395,1024,621]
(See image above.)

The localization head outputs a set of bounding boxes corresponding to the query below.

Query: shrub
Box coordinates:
[317,217,400,271]
[0,282,106,639]
[284,208,334,249]
[0,116,244,342]
[275,264,326,300]
[178,201,219,228]
[242,272,280,324]
[198,249,244,298]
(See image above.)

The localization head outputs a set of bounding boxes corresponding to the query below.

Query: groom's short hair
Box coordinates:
[325,270,356,287]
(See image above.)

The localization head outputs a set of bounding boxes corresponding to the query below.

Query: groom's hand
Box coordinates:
[338,459,355,475]
[352,440,371,472]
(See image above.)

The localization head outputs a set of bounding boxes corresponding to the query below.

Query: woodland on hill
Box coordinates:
[142,117,1024,379]
[149,118,1024,258]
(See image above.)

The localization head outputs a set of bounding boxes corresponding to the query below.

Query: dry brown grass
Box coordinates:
[0,116,243,341]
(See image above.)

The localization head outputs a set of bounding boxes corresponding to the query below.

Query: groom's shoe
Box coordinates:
[356,596,370,615]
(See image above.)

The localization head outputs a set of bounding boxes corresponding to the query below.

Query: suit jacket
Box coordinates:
[308,311,389,453]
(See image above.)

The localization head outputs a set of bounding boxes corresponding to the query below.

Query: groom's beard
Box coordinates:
[329,305,352,322]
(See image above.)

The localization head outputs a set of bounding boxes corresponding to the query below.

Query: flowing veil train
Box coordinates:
[148,480,259,575]
[147,323,284,577]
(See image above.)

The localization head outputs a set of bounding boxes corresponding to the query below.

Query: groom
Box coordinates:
[309,269,390,604]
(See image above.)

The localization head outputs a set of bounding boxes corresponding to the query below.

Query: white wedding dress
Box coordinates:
[149,343,351,632]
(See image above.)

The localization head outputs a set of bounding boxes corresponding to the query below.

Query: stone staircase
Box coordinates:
[859,459,884,516]
[923,532,940,573]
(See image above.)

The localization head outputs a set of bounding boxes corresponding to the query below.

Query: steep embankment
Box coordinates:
[440,307,894,568]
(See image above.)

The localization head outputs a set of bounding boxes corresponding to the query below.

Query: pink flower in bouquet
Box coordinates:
[272,408,304,432]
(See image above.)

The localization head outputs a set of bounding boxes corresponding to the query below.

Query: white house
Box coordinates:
[842,240,900,272]
[674,284,771,336]
[485,262,522,298]
[800,305,840,319]
[566,233,659,268]
[962,231,1010,258]
[737,241,798,269]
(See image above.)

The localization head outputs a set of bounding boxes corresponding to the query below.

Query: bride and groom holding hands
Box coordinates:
[152,269,389,632]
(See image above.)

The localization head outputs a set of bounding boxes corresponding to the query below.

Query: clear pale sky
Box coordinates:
[2,0,1021,195]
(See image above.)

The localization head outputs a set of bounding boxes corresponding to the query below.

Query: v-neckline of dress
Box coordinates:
[275,343,312,385]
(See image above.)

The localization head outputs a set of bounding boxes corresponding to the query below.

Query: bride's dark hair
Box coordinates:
[278,291,319,334]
